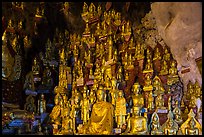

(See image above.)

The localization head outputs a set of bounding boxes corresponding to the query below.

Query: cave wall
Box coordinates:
[151,2,202,92]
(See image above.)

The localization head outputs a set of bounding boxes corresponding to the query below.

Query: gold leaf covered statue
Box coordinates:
[80,92,90,125]
[159,60,169,75]
[161,111,179,135]
[179,109,202,135]
[155,94,166,110]
[78,86,114,135]
[131,83,144,108]
[115,90,126,128]
[123,106,148,135]
[149,112,163,135]
[167,60,179,85]
[153,76,165,96]
[153,47,161,61]
[143,74,153,92]
[143,58,153,73]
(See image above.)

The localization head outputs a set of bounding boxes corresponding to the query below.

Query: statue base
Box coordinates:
[156,108,168,114]
[113,128,121,134]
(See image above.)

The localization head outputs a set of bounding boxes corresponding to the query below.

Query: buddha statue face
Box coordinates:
[133,107,140,116]
[118,90,123,97]
[97,88,104,102]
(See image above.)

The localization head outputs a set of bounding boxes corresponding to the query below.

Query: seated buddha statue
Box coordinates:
[143,58,153,73]
[162,47,171,62]
[155,94,166,110]
[32,57,40,76]
[143,74,153,92]
[50,93,63,126]
[153,76,165,96]
[78,86,114,135]
[167,60,179,85]
[146,48,152,60]
[114,12,121,26]
[186,81,193,100]
[173,101,183,125]
[123,106,148,135]
[83,23,90,35]
[162,111,179,135]
[194,81,201,98]
[179,109,202,135]
[131,83,144,108]
[153,47,161,61]
[159,60,169,75]
[149,112,163,135]
[128,37,134,50]
[95,23,101,36]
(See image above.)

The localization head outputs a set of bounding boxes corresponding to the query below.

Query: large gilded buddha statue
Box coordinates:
[78,86,114,135]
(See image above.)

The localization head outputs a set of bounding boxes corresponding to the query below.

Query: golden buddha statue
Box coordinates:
[123,51,128,67]
[179,109,202,135]
[60,107,73,135]
[89,3,96,19]
[149,112,163,135]
[162,111,179,135]
[173,101,183,125]
[194,81,201,98]
[37,93,46,115]
[159,60,169,75]
[114,12,121,26]
[128,37,134,50]
[95,23,101,36]
[189,95,196,108]
[89,89,96,108]
[153,76,165,96]
[78,86,114,135]
[97,4,102,17]
[115,90,126,128]
[81,2,88,22]
[146,48,152,60]
[135,42,145,60]
[153,47,161,61]
[83,23,90,35]
[186,81,193,100]
[143,58,153,73]
[125,21,131,36]
[155,94,166,110]
[132,83,144,108]
[167,60,179,85]
[123,106,148,135]
[50,93,63,125]
[127,54,134,69]
[116,66,123,82]
[143,74,153,91]
[32,57,40,76]
[162,47,171,62]
[147,91,154,111]
[80,92,90,125]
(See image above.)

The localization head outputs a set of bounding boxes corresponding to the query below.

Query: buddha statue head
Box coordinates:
[132,83,140,95]
[133,106,141,116]
[118,90,124,98]
[97,86,105,102]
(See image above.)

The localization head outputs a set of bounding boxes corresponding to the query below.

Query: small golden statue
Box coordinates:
[155,94,166,110]
[179,109,202,135]
[186,81,194,100]
[173,101,183,125]
[143,74,153,92]
[114,12,121,26]
[123,106,148,135]
[32,57,40,76]
[147,91,154,111]
[159,60,169,75]
[50,93,63,126]
[132,83,144,108]
[143,58,153,73]
[167,60,179,85]
[149,112,163,135]
[162,47,171,62]
[153,47,161,61]
[115,90,126,128]
[153,76,165,96]
[37,94,46,115]
[161,111,179,135]
[80,92,90,125]
[83,23,90,35]
[194,81,201,98]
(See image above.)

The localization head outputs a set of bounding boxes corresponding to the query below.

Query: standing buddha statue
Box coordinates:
[80,92,90,125]
[37,94,46,115]
[115,90,127,128]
